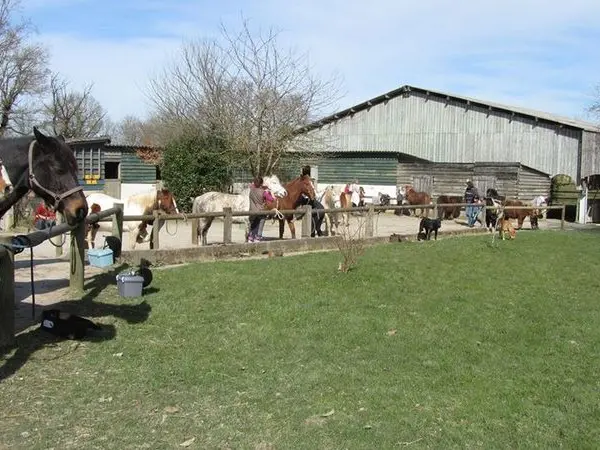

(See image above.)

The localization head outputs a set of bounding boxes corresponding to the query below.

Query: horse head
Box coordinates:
[156,188,178,215]
[0,161,13,198]
[0,127,88,225]
[486,188,500,199]
[273,174,316,209]
[263,174,287,197]
[296,174,316,201]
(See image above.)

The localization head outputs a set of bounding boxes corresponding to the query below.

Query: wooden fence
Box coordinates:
[0,201,566,348]
[100,202,567,249]
[0,203,124,348]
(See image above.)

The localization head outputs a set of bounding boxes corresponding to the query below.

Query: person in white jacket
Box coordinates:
[350,179,361,207]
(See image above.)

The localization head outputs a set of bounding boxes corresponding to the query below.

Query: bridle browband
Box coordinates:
[28,139,83,210]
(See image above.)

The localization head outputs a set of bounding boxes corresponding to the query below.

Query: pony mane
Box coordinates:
[126,191,161,213]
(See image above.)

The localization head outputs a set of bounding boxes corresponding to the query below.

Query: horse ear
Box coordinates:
[33,127,52,147]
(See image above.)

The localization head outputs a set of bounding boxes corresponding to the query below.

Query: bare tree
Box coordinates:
[110,115,145,145]
[43,73,107,138]
[146,17,343,177]
[0,0,49,137]
[588,85,600,123]
[109,113,175,151]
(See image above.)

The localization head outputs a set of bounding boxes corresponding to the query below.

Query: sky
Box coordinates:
[22,0,600,125]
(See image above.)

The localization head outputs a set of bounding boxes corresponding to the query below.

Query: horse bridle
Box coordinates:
[27,140,83,210]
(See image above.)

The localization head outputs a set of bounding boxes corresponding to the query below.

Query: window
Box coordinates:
[156,165,162,180]
[105,162,120,180]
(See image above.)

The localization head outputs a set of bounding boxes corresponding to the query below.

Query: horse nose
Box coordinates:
[76,206,87,221]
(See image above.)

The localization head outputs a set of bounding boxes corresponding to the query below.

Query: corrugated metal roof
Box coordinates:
[105,144,164,151]
[66,136,111,145]
[298,85,600,133]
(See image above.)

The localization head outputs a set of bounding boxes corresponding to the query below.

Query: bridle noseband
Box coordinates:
[28,140,83,210]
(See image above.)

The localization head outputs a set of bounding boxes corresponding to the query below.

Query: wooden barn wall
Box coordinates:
[121,151,157,183]
[397,162,547,199]
[472,163,518,199]
[303,90,582,179]
[229,153,398,186]
[103,150,122,162]
[517,167,551,199]
[581,131,600,178]
[397,163,472,197]
[311,154,397,185]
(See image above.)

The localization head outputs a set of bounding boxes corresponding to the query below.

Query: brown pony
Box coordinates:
[339,190,352,226]
[502,199,540,230]
[436,195,462,220]
[401,185,432,217]
[264,174,316,239]
[86,202,102,248]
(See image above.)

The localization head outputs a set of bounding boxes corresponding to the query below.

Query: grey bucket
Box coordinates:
[116,270,145,298]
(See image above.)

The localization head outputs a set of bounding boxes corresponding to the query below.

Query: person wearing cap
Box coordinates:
[464,180,480,227]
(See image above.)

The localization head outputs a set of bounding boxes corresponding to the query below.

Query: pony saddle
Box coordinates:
[40,309,100,340]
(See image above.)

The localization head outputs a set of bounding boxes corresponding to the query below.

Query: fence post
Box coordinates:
[69,222,86,293]
[365,204,374,237]
[151,210,160,250]
[53,213,64,257]
[223,207,233,244]
[561,205,566,230]
[112,202,123,242]
[432,199,438,219]
[0,243,15,348]
[301,205,312,238]
[191,218,199,245]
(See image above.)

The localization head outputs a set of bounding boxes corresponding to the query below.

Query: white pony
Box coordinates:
[0,160,13,199]
[192,174,287,245]
[86,188,179,249]
[317,185,343,235]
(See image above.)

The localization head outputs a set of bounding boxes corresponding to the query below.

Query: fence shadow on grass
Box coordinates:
[3,263,155,381]
[0,322,117,382]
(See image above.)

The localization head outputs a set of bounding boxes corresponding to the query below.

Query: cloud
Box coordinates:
[29,0,600,123]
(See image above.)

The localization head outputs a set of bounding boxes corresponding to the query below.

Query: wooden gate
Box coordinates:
[412,175,433,194]
[473,176,497,197]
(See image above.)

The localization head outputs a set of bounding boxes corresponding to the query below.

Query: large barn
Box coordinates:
[293,84,600,202]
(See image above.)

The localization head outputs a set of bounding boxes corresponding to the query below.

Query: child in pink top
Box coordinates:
[263,189,274,203]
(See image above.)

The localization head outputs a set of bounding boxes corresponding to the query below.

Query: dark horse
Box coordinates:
[436,195,462,220]
[0,127,88,225]
[264,174,316,239]
[295,195,325,237]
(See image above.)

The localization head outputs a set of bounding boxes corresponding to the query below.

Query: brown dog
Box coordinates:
[499,218,516,240]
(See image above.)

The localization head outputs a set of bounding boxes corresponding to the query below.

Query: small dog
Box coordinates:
[40,309,101,340]
[499,218,516,240]
[418,217,441,240]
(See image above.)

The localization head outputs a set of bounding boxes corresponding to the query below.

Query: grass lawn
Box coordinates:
[2,230,600,449]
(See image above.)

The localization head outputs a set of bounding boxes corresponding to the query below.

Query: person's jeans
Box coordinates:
[248,216,262,241]
[465,204,480,226]
[257,217,266,238]
[34,219,56,230]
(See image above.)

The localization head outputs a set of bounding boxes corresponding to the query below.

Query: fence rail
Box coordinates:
[96,202,565,248]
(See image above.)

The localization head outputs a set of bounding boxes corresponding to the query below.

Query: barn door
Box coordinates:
[472,176,497,198]
[412,175,433,194]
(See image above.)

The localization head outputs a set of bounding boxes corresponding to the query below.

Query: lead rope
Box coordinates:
[165,211,188,236]
[29,242,35,319]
